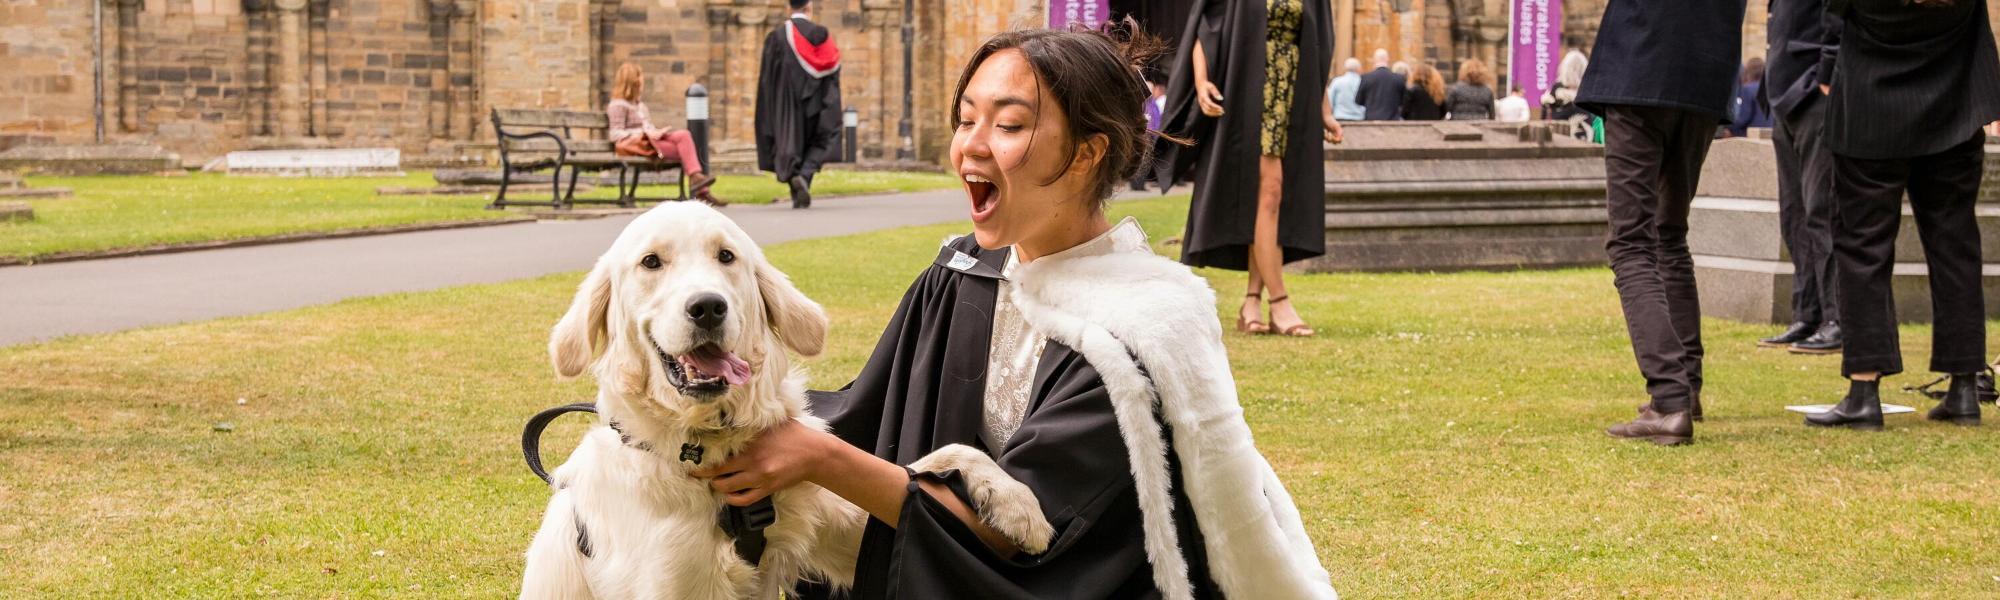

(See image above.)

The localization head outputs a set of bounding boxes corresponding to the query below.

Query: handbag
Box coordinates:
[1906,358,1999,403]
[614,134,656,157]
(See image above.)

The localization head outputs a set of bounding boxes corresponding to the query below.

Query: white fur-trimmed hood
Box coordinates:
[1008,240,1338,600]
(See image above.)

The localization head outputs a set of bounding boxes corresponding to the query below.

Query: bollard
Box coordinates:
[842,106,858,164]
[686,83,710,174]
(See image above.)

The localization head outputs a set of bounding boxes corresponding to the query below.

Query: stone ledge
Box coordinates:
[0,217,535,267]
[0,202,31,222]
[0,187,71,199]
[1691,196,2000,263]
[1695,256,2000,324]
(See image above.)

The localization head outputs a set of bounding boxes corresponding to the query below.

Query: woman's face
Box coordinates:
[951,50,1090,251]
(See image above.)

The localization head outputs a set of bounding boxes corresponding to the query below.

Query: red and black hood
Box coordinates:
[786,19,841,79]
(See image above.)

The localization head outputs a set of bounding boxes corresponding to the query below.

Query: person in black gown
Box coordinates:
[1163,0,1342,338]
[697,27,1339,599]
[754,0,843,209]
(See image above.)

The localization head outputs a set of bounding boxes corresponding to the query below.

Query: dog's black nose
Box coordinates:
[686,293,728,330]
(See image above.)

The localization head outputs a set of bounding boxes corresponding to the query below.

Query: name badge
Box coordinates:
[945,251,979,272]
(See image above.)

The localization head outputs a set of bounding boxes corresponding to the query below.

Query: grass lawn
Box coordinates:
[2,170,957,263]
[3,196,1997,597]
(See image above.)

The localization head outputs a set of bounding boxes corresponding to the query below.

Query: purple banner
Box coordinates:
[1048,0,1109,29]
[1509,0,1563,113]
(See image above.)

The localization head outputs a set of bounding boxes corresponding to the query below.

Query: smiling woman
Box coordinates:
[698,25,1339,600]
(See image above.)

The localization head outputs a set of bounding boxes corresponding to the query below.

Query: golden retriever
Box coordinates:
[521,203,1052,599]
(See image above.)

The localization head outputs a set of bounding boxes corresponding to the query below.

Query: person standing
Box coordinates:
[1757,0,1845,354]
[1165,0,1341,337]
[1578,0,1746,445]
[1355,49,1405,121]
[754,0,843,209]
[1444,59,1497,120]
[1328,57,1366,121]
[1805,0,2000,430]
[1401,63,1447,121]
[1496,85,1532,122]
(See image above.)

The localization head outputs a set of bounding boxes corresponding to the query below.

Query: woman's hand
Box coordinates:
[1196,80,1225,117]
[1323,116,1344,144]
[692,420,831,507]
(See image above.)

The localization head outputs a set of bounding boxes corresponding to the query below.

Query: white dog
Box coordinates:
[522,203,1053,599]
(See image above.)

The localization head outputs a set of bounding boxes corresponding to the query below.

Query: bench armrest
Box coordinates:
[496,129,569,165]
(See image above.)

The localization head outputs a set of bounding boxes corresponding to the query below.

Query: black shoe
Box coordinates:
[1607,405,1694,446]
[1759,321,1818,348]
[1789,321,1843,355]
[789,175,812,209]
[1805,379,1884,430]
[1927,373,1983,426]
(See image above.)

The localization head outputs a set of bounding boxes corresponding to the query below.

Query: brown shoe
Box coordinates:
[1607,405,1693,446]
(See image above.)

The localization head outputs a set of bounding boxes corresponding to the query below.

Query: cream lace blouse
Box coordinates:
[980,217,1150,454]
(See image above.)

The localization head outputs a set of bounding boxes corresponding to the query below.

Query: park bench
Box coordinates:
[488,108,688,210]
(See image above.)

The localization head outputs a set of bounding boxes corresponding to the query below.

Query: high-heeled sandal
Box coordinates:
[1235,293,1270,334]
[1268,295,1315,337]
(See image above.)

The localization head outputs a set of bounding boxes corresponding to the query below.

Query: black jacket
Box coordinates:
[1355,67,1406,120]
[1576,0,1748,118]
[1826,0,2000,159]
[1762,0,1842,117]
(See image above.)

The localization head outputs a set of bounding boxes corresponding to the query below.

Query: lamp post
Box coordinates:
[686,83,710,173]
[842,106,858,163]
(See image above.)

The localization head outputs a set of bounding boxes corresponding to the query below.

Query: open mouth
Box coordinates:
[650,338,751,397]
[965,173,999,223]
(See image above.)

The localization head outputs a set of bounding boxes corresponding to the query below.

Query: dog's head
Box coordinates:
[548,202,826,417]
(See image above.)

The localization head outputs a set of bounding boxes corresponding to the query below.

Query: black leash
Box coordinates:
[521,402,775,566]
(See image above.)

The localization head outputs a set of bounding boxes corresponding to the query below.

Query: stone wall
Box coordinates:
[0,1,101,149]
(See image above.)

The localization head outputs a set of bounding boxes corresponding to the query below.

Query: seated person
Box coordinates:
[607,61,722,205]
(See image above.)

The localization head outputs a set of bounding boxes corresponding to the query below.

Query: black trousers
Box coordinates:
[1772,93,1840,323]
[1601,105,1717,413]
[1834,133,1988,377]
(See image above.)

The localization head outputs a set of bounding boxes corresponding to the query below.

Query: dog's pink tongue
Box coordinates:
[684,347,751,386]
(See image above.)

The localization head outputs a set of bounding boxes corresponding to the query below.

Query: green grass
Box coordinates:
[3,196,1998,597]
[1,170,958,263]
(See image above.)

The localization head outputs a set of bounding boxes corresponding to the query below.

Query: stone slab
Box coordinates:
[1696,256,2000,324]
[0,202,31,222]
[1694,138,1780,201]
[0,170,18,189]
[0,144,182,175]
[224,148,403,177]
[0,187,72,200]
[1692,197,2000,263]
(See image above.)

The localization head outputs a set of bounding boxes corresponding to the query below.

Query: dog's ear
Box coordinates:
[755,256,828,357]
[550,259,613,379]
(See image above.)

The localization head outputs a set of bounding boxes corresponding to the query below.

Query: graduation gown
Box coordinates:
[1161,0,1333,271]
[801,235,1338,600]
[755,16,843,183]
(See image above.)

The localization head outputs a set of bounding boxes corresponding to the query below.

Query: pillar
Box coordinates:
[273,0,307,139]
[450,0,479,140]
[115,0,140,133]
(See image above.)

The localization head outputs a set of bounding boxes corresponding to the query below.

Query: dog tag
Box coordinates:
[945,251,979,272]
[679,443,705,465]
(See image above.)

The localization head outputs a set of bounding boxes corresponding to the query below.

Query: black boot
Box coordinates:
[1789,321,1843,355]
[1607,405,1694,446]
[1759,321,1817,348]
[789,175,812,209]
[1805,379,1884,430]
[1926,373,1983,426]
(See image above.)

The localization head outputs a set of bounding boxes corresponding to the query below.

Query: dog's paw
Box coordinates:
[910,444,1055,555]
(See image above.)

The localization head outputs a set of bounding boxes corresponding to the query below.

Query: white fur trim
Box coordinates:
[1009,249,1338,600]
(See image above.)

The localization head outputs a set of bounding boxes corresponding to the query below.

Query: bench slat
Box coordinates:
[500,138,614,153]
[493,108,610,129]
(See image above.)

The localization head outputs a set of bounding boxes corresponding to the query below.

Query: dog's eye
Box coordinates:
[640,254,662,270]
[717,249,735,265]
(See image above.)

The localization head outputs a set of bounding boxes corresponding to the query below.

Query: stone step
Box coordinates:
[1696,256,2000,324]
[0,187,71,200]
[0,170,18,189]
[1326,178,1605,198]
[1690,196,2000,263]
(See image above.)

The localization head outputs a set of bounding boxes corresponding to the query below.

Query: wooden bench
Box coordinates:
[488,108,687,210]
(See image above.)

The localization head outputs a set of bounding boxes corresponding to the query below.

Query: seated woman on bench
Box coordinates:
[608,61,723,205]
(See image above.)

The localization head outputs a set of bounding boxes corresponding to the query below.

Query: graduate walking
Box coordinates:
[755,0,843,209]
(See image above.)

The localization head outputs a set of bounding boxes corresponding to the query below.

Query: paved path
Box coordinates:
[0,190,969,347]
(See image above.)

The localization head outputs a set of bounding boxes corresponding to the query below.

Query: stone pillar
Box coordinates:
[590,0,621,108]
[244,0,273,137]
[115,0,141,133]
[273,0,307,140]
[705,1,773,150]
[308,0,329,137]
[863,0,901,161]
[449,0,478,140]
[427,0,453,140]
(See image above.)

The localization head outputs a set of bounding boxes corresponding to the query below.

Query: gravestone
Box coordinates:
[1690,137,2000,324]
[0,144,180,175]
[223,148,402,177]
[1302,121,1609,273]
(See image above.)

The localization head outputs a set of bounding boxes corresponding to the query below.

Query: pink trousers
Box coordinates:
[647,130,703,175]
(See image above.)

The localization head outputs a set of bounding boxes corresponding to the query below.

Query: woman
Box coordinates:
[695,28,1338,599]
[1444,59,1497,120]
[606,62,723,205]
[1542,50,1589,121]
[1803,0,2000,430]
[1401,62,1447,121]
[1164,0,1343,338]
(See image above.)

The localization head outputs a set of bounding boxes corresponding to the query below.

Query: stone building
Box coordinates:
[3,0,1992,167]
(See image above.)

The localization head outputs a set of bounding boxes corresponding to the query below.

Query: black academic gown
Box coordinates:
[755,17,844,184]
[1161,0,1332,271]
[796,237,1220,600]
